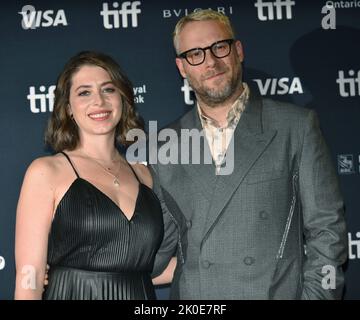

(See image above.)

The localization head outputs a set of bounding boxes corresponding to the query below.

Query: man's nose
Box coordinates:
[203,48,217,67]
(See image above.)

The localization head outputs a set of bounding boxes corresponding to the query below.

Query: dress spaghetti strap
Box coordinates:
[61,152,80,178]
[127,161,141,184]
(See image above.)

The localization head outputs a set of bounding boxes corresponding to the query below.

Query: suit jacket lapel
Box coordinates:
[201,95,277,244]
[179,108,217,202]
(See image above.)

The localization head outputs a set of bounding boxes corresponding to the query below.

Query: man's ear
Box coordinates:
[235,40,244,63]
[175,57,187,79]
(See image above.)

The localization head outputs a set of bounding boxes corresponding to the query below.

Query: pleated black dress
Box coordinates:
[42,152,164,300]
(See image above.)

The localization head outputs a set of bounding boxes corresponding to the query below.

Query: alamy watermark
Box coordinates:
[321,3,336,29]
[20,265,37,290]
[321,265,336,290]
[17,263,337,291]
[0,256,5,270]
[125,121,235,175]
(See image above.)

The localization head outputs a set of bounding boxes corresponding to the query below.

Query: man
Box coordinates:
[152,9,348,299]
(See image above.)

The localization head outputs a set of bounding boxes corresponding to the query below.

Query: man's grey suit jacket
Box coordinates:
[151,93,347,300]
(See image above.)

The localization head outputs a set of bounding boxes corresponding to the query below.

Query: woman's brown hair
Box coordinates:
[45,51,143,152]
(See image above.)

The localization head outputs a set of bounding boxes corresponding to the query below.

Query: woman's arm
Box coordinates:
[14,158,55,299]
[152,257,177,285]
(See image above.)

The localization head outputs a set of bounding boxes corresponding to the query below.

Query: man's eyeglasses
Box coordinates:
[177,39,234,66]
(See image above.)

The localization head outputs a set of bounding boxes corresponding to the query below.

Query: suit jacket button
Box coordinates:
[202,260,211,269]
[186,220,192,229]
[259,210,268,220]
[244,256,255,266]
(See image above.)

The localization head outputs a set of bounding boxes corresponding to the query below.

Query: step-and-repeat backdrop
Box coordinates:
[0,0,359,300]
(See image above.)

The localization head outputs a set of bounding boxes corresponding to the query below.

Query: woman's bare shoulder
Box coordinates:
[25,153,67,181]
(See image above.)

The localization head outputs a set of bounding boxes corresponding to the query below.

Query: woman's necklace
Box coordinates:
[81,151,121,187]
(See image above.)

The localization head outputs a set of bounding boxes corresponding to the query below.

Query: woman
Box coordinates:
[15,51,176,300]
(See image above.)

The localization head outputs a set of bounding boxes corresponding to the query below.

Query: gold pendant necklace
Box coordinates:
[81,151,121,188]
[113,177,120,187]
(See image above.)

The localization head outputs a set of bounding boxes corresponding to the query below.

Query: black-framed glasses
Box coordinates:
[177,39,234,66]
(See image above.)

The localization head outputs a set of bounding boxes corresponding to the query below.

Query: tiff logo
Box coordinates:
[336,70,360,97]
[27,85,56,113]
[181,79,195,105]
[254,0,295,21]
[348,232,360,259]
[101,1,141,29]
[19,5,68,30]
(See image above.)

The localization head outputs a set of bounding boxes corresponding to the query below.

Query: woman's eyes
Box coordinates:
[77,87,116,96]
[102,87,115,93]
[78,90,90,96]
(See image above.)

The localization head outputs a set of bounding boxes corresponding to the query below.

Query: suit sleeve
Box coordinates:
[149,164,180,278]
[299,110,348,299]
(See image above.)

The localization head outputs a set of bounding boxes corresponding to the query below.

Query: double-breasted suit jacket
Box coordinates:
[151,93,347,299]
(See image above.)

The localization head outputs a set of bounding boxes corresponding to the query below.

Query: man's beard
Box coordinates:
[188,64,242,108]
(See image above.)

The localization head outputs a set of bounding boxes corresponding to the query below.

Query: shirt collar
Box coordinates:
[197,82,249,129]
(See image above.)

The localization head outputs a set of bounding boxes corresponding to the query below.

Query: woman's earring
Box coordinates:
[70,113,77,126]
